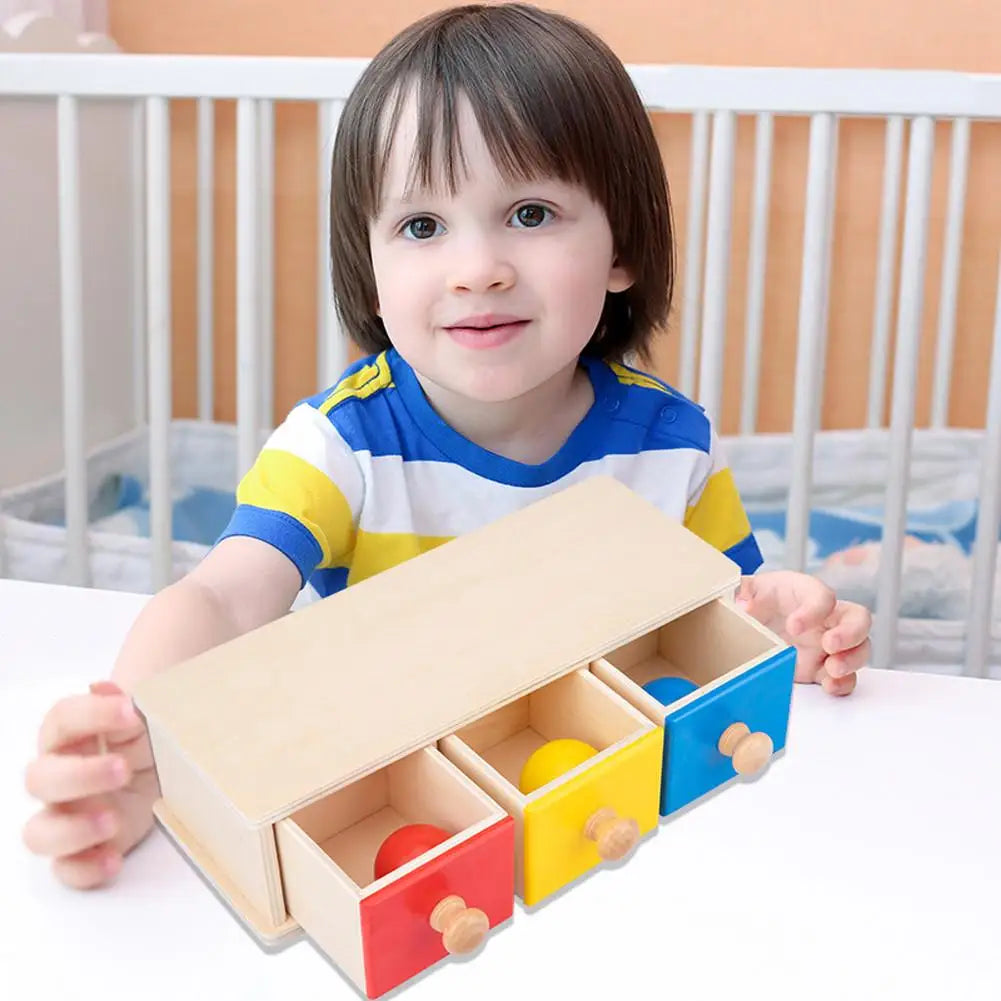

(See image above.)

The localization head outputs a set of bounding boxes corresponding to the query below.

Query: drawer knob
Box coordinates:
[584,806,640,861]
[429,894,490,955]
[718,722,773,774]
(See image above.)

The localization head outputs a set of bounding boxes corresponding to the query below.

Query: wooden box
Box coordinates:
[131,476,795,997]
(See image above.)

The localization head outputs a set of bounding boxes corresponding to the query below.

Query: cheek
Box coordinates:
[545,254,614,322]
[369,249,427,328]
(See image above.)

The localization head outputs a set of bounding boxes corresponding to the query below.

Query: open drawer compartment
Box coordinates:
[591,596,796,816]
[275,746,515,999]
[438,668,662,907]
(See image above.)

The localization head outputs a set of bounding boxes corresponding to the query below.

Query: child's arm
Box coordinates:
[111,536,302,689]
[22,536,301,889]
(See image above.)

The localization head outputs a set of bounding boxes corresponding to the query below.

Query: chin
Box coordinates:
[455,378,530,404]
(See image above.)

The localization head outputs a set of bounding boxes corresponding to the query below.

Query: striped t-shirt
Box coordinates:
[216,348,763,596]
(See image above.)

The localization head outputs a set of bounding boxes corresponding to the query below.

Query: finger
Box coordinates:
[736,575,779,624]
[822,602,873,655]
[787,585,838,636]
[24,752,130,805]
[793,646,826,685]
[61,731,156,775]
[112,732,155,773]
[89,682,124,754]
[825,639,871,678]
[89,680,124,697]
[51,844,123,890]
[819,667,858,697]
[22,804,118,859]
[38,693,143,755]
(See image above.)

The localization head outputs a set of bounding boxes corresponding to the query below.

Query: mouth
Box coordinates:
[443,315,529,349]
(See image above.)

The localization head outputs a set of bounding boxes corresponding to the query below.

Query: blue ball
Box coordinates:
[642,675,698,705]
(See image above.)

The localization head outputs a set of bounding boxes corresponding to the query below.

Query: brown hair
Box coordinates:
[329,2,675,364]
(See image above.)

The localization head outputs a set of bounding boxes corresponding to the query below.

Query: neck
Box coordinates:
[415,361,594,464]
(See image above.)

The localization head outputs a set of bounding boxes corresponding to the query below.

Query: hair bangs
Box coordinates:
[373,70,579,212]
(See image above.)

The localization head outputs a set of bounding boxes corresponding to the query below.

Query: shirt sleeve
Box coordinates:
[683,428,763,575]
[214,402,364,587]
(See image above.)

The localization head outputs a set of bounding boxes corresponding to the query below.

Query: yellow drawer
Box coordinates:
[438,668,662,907]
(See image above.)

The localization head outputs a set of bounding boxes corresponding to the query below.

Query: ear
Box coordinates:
[607,258,634,294]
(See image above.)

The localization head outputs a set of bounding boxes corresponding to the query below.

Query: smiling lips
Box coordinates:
[443,314,529,349]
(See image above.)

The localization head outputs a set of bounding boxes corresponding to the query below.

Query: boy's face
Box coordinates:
[368,91,632,407]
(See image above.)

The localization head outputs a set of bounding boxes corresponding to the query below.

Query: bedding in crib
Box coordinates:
[2,421,998,674]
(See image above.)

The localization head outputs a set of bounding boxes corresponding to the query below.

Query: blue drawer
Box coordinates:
[589,596,796,818]
[660,647,795,815]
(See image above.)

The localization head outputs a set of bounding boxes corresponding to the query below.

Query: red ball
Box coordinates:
[373,823,451,879]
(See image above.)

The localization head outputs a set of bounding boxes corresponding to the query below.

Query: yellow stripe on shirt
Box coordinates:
[347,529,453,586]
[237,448,355,568]
[319,351,394,414]
[608,362,672,394]
[683,467,752,554]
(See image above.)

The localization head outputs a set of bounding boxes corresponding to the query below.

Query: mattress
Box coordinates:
[726,426,1001,676]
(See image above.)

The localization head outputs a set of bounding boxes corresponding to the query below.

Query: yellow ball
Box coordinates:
[519,738,598,794]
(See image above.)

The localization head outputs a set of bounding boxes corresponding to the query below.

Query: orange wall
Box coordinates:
[107,0,1001,434]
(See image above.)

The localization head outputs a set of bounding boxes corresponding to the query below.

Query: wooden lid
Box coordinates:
[132,476,740,825]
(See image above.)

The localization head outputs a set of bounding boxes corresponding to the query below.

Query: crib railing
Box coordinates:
[2,54,1001,676]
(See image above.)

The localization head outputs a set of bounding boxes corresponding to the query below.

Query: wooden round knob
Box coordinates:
[718,722,773,775]
[584,806,640,861]
[429,895,489,954]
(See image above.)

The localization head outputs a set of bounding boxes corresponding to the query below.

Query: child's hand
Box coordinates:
[736,570,872,696]
[22,680,158,888]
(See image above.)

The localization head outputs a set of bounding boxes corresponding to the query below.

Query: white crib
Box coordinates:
[2,23,1001,678]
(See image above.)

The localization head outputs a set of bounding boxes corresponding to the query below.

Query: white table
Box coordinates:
[2,578,999,1001]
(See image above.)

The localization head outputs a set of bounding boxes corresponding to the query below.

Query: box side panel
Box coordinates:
[152,801,297,943]
[148,722,286,926]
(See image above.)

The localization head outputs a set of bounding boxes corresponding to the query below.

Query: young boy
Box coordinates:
[22,2,871,890]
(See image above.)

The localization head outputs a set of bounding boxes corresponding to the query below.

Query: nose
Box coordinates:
[448,234,515,294]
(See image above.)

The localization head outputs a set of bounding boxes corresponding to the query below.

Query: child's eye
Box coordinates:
[401,216,442,240]
[511,204,552,228]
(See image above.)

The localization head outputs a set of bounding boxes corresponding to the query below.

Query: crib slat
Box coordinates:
[821,119,840,360]
[931,117,970,429]
[146,96,173,592]
[131,98,147,425]
[679,111,709,400]
[57,94,89,587]
[317,99,345,390]
[698,110,736,423]
[258,99,275,431]
[785,113,835,572]
[867,116,905,428]
[964,251,1001,678]
[873,115,935,671]
[739,114,774,434]
[197,97,214,422]
[236,98,260,481]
